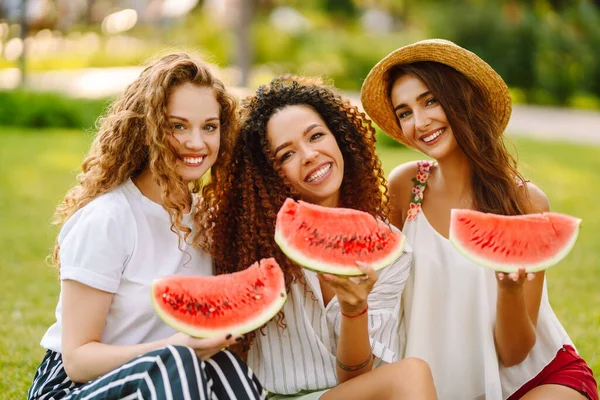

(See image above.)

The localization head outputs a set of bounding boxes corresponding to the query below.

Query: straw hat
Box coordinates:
[360,39,511,146]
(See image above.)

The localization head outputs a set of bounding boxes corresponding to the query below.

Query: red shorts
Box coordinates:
[508,345,598,400]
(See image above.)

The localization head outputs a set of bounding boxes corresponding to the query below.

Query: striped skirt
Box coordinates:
[28,345,267,400]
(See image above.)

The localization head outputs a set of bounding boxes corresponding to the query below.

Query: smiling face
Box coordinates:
[267,104,344,207]
[390,73,459,160]
[167,82,221,183]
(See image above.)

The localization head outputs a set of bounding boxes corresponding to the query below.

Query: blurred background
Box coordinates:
[2,0,600,103]
[1,0,599,397]
[1,0,600,141]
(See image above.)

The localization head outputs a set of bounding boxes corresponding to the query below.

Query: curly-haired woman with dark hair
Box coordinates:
[28,53,266,400]
[211,76,436,400]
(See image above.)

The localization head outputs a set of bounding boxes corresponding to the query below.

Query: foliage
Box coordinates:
[0,90,110,130]
[421,1,600,107]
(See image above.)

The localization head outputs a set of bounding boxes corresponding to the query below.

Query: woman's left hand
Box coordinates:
[318,261,378,316]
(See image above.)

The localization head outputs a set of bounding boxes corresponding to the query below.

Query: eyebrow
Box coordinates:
[274,123,322,156]
[169,116,220,123]
[393,91,432,112]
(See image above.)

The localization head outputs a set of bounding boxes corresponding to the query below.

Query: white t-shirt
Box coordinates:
[41,179,213,353]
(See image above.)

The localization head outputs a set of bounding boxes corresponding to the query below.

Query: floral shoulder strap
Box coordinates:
[407,160,436,221]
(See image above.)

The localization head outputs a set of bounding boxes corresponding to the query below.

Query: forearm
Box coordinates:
[335,309,374,383]
[494,287,536,367]
[63,338,169,383]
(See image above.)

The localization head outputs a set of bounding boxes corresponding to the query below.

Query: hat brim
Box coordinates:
[360,39,511,146]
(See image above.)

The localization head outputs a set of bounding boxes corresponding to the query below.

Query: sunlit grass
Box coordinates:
[0,130,598,397]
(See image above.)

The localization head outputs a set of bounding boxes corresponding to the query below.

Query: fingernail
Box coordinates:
[498,273,504,281]
[509,273,518,281]
[226,334,232,340]
[236,337,243,343]
[527,273,535,281]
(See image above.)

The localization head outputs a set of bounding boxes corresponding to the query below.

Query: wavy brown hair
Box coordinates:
[389,62,528,215]
[211,75,388,285]
[51,52,237,265]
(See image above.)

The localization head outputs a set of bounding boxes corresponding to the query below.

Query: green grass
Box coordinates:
[0,130,598,397]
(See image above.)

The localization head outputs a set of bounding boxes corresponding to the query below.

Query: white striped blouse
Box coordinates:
[247,245,412,395]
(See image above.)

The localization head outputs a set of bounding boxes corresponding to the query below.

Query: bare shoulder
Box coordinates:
[388,161,421,193]
[521,181,550,214]
[387,161,422,228]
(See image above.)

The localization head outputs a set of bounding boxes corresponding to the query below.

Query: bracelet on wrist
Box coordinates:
[340,305,368,318]
[336,353,373,371]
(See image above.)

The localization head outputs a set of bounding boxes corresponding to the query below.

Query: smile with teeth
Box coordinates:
[306,163,331,182]
[422,128,444,143]
[182,156,205,165]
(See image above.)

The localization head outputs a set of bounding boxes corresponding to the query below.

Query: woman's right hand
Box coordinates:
[165,332,242,360]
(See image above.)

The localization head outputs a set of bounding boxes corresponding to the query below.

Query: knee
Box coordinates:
[401,357,432,375]
[392,357,434,384]
[390,358,436,399]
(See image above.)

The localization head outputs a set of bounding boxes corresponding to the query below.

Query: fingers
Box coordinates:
[188,333,242,350]
[355,261,378,282]
[496,267,535,283]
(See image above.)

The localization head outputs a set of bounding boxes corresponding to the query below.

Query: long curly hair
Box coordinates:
[389,62,528,215]
[211,75,388,287]
[51,52,237,266]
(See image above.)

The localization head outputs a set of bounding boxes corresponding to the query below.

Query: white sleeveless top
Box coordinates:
[400,160,573,400]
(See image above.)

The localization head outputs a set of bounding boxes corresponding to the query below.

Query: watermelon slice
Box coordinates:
[152,258,286,338]
[449,209,581,273]
[274,198,406,276]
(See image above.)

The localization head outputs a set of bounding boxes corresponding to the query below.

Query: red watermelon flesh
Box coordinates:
[449,209,581,273]
[152,258,286,338]
[274,198,406,276]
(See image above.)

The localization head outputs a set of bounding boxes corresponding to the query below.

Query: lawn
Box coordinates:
[0,129,598,397]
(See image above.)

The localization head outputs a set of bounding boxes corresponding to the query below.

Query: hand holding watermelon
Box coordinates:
[449,209,582,273]
[318,261,378,316]
[165,332,243,360]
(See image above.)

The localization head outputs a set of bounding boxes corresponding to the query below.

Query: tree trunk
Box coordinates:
[234,0,256,87]
[19,0,28,88]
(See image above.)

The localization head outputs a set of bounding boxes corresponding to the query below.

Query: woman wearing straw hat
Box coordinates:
[361,39,598,400]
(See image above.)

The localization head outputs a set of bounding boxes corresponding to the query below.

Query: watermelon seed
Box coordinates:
[254,295,262,300]
[280,293,285,297]
[209,307,216,313]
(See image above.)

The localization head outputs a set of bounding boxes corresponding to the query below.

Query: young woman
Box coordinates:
[361,39,598,400]
[28,53,266,400]
[210,76,437,399]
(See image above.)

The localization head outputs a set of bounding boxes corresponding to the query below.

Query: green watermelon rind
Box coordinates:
[275,226,406,276]
[449,209,582,274]
[151,268,287,339]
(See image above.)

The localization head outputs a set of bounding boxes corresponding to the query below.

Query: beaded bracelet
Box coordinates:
[340,305,368,318]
